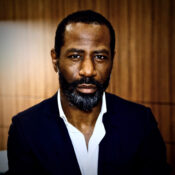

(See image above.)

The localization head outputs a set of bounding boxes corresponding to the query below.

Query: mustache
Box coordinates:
[59,72,110,94]
[68,77,103,89]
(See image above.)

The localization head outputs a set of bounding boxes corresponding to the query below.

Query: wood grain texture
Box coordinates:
[0,0,174,172]
[0,127,9,150]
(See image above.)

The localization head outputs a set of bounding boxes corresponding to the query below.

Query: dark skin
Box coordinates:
[51,23,113,147]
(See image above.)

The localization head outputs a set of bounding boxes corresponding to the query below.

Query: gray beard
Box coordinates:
[64,89,102,112]
[59,73,110,112]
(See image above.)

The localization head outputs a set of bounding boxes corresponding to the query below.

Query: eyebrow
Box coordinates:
[66,48,84,54]
[93,49,110,55]
[66,48,110,55]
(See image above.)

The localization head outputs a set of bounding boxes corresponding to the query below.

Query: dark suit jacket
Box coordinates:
[7,92,170,175]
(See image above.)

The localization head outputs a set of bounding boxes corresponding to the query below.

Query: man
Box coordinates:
[7,10,170,175]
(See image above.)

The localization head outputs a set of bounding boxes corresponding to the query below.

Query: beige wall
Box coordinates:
[0,0,175,172]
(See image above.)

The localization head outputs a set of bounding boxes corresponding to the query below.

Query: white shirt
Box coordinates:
[57,90,107,175]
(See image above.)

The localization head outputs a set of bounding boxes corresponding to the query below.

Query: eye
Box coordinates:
[67,54,82,60]
[94,55,107,61]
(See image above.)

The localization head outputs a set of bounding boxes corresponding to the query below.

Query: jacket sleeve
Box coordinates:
[7,116,47,175]
[137,108,171,175]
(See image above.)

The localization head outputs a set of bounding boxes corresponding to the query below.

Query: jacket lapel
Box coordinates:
[44,93,81,175]
[98,93,123,175]
[98,112,122,175]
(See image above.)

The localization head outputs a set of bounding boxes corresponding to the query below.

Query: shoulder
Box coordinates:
[11,93,58,124]
[8,93,59,145]
[105,92,159,142]
[105,92,149,113]
[105,92,156,129]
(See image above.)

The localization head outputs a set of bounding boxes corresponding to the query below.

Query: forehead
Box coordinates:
[63,22,110,48]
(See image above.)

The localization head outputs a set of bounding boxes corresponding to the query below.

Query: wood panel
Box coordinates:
[0,0,174,172]
[0,127,9,150]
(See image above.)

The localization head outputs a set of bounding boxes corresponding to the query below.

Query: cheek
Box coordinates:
[58,61,80,82]
[96,63,112,82]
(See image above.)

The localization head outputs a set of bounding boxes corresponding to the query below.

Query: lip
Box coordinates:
[76,84,97,94]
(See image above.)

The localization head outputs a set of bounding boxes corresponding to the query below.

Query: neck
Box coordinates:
[60,90,102,127]
[60,90,102,146]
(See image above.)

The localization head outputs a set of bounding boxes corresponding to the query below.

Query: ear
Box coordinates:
[51,49,58,72]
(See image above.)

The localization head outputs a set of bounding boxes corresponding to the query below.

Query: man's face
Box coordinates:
[57,22,113,111]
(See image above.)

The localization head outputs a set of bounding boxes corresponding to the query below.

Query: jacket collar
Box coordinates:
[46,91,121,174]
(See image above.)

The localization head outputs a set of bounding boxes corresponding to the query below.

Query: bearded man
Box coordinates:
[7,10,170,175]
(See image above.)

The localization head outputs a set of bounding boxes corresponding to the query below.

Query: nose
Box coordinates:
[79,58,97,77]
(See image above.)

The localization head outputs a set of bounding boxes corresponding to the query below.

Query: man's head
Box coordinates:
[51,10,115,112]
[54,10,115,60]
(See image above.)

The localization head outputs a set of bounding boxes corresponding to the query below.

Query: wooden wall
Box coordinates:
[0,0,174,173]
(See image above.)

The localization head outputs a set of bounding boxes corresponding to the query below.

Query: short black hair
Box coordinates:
[54,10,115,60]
